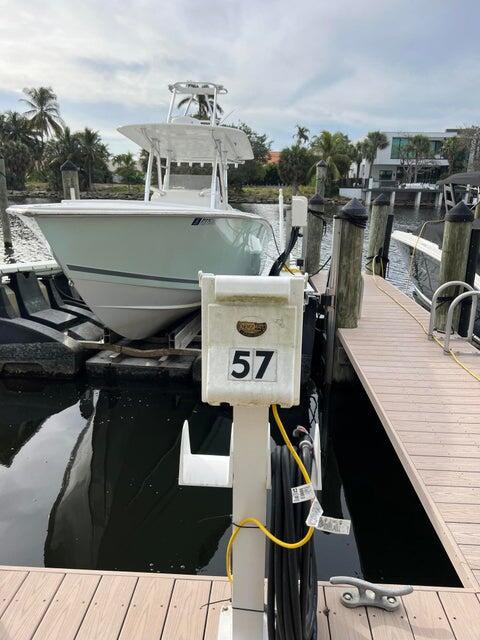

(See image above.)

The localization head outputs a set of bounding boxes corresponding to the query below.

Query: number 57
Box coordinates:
[228,349,277,381]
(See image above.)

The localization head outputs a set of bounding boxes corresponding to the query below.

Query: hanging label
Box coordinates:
[315,515,351,535]
[306,498,323,527]
[291,483,315,504]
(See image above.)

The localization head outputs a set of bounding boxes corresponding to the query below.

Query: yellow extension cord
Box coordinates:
[226,404,315,583]
[371,223,480,383]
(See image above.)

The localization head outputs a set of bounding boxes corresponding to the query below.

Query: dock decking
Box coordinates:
[333,274,480,590]
[0,565,479,639]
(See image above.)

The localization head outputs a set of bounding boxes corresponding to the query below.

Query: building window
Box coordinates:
[391,136,446,159]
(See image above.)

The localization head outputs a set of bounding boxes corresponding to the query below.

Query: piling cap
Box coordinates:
[445,201,474,223]
[308,192,325,213]
[60,160,79,172]
[335,197,367,223]
[373,193,390,206]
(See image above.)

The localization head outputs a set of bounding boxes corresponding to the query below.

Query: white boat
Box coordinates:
[392,172,480,335]
[9,82,273,339]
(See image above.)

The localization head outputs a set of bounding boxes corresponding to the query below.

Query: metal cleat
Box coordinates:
[330,576,413,611]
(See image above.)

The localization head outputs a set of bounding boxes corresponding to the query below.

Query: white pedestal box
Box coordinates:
[200,273,306,408]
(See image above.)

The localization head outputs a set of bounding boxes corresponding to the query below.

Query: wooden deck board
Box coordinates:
[0,567,475,638]
[0,571,64,640]
[32,573,100,640]
[333,275,480,590]
[75,574,137,640]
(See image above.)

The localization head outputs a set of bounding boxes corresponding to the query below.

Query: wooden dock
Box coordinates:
[323,274,480,590]
[0,565,479,639]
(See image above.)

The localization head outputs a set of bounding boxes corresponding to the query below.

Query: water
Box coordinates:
[0,202,460,585]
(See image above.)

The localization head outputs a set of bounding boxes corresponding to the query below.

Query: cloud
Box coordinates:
[0,0,478,152]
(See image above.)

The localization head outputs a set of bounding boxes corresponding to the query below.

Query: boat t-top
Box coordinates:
[9,82,273,339]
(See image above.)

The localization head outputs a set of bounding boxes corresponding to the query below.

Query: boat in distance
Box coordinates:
[9,82,273,339]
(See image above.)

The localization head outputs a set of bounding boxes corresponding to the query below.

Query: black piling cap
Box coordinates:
[308,192,325,213]
[60,160,79,172]
[335,197,368,228]
[445,200,474,223]
[373,193,390,206]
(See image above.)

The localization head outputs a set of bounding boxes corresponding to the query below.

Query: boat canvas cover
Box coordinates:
[118,122,253,164]
[438,171,480,186]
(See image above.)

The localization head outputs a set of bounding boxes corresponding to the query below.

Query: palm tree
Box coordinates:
[77,128,106,190]
[364,131,388,179]
[310,130,352,183]
[20,87,64,148]
[294,125,309,147]
[352,140,368,182]
[177,84,223,120]
[406,134,432,182]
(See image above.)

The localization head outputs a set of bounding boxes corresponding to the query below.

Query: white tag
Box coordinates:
[306,498,323,527]
[315,515,351,535]
[291,483,315,504]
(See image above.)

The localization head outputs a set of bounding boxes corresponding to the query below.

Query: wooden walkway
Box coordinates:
[334,274,480,591]
[0,565,478,639]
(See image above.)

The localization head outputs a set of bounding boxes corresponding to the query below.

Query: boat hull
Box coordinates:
[34,211,271,339]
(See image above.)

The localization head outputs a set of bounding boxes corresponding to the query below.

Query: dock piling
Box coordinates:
[366,193,390,277]
[305,192,325,275]
[60,160,80,200]
[0,158,12,249]
[436,201,474,332]
[330,198,368,383]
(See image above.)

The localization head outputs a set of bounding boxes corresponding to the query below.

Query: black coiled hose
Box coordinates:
[267,441,318,640]
[269,227,301,276]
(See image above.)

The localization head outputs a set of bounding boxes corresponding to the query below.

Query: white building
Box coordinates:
[353,130,457,185]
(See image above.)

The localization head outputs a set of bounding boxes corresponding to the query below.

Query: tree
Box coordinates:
[294,125,309,147]
[310,130,352,183]
[351,140,368,182]
[113,152,143,186]
[228,122,271,187]
[364,131,388,179]
[77,128,109,190]
[43,127,110,191]
[177,83,224,121]
[0,140,33,189]
[407,134,431,182]
[20,86,64,148]
[278,144,315,193]
[442,137,467,174]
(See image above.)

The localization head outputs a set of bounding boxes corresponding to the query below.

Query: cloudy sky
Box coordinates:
[0,0,478,154]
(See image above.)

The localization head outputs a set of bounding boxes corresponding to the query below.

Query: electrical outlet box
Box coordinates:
[291,195,308,227]
[200,273,305,407]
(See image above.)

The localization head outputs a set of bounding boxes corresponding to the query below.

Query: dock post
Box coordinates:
[0,157,12,249]
[365,190,372,208]
[436,201,474,332]
[366,193,390,277]
[459,219,480,336]
[389,190,396,208]
[305,192,325,275]
[475,201,480,220]
[414,191,422,209]
[330,198,368,383]
[60,160,80,200]
[435,190,443,210]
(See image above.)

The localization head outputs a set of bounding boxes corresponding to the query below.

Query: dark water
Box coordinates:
[0,203,460,585]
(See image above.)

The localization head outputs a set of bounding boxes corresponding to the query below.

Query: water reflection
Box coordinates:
[45,385,232,574]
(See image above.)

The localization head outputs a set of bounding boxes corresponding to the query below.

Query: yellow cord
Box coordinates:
[371,254,480,383]
[226,404,315,582]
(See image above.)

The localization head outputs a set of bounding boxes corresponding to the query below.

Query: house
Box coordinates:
[352,130,458,185]
[267,151,281,165]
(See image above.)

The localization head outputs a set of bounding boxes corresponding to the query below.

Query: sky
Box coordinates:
[0,0,479,155]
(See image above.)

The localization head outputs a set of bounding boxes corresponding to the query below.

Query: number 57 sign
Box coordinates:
[228,348,277,382]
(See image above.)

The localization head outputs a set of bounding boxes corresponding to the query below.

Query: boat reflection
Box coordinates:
[45,385,232,575]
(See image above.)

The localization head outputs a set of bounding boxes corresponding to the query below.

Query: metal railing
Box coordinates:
[429,281,479,353]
